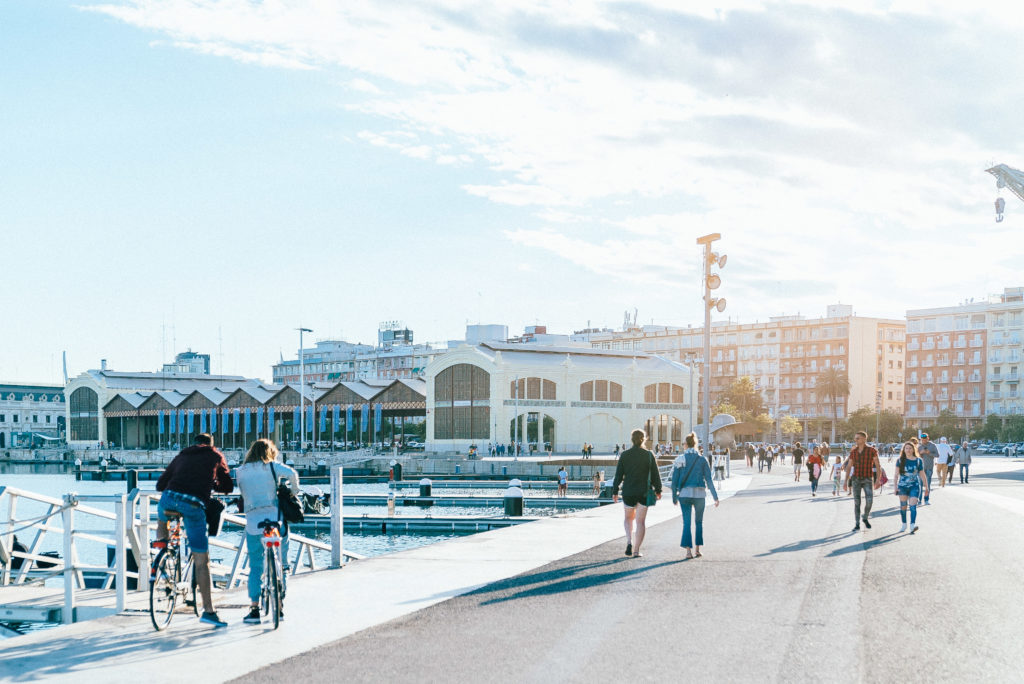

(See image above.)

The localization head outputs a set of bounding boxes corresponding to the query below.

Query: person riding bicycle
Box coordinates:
[235,438,300,625]
[155,433,234,627]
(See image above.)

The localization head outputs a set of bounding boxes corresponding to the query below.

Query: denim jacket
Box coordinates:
[671,449,718,504]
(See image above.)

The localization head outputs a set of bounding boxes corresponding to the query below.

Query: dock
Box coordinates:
[341,494,611,508]
[292,514,542,534]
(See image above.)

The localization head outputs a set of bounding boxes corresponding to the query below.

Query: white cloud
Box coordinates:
[83,0,1024,321]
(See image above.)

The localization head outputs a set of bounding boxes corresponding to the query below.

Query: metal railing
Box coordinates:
[0,472,361,625]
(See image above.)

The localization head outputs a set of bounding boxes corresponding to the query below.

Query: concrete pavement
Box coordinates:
[239,459,1024,683]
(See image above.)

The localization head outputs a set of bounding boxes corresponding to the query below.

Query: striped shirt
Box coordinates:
[848,445,878,480]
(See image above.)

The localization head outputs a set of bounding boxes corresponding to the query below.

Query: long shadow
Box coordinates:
[754,532,853,556]
[970,470,1024,483]
[471,558,687,605]
[825,532,902,557]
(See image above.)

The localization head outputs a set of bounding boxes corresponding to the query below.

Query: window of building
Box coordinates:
[580,380,623,402]
[643,383,685,403]
[511,377,556,400]
[434,364,491,440]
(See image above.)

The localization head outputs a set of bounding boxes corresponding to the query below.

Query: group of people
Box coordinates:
[611,429,720,560]
[154,433,299,628]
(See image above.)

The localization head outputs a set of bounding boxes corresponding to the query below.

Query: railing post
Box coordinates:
[62,494,76,624]
[114,494,126,613]
[330,465,343,568]
[137,493,151,593]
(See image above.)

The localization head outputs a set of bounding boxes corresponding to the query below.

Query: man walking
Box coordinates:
[917,433,939,504]
[843,431,881,531]
[958,442,972,483]
[935,437,953,488]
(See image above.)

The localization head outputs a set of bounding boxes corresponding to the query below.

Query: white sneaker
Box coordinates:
[911,525,919,534]
[899,523,907,533]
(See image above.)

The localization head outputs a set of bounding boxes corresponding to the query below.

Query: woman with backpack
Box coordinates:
[671,432,720,559]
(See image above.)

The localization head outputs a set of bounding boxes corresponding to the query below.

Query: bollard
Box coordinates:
[503,483,524,516]
[100,458,109,482]
[387,491,396,517]
[317,459,327,475]
[74,458,83,481]
[127,469,139,493]
[419,478,432,497]
[393,461,403,481]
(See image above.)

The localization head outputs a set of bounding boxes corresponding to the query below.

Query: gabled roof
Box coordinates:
[316,381,383,406]
[137,390,190,412]
[372,379,427,408]
[102,391,154,414]
[84,369,252,391]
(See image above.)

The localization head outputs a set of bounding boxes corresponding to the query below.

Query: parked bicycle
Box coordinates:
[257,519,286,629]
[149,511,198,631]
[301,486,330,516]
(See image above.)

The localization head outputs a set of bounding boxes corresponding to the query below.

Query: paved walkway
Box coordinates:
[3,459,1023,683]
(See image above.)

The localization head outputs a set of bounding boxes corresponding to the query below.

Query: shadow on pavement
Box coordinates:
[754,532,852,556]
[825,532,902,557]
[970,470,1024,483]
[469,557,687,605]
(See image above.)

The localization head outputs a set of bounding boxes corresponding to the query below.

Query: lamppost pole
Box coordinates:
[297,327,312,452]
[696,233,726,453]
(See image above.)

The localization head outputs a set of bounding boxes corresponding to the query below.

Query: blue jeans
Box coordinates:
[679,496,706,548]
[924,468,933,500]
[157,490,209,553]
[960,464,969,483]
[850,477,874,522]
[246,532,290,603]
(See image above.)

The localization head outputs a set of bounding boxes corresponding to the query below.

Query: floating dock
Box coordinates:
[291,514,542,534]
[341,494,610,508]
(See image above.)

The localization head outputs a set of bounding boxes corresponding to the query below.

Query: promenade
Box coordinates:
[2,458,1022,683]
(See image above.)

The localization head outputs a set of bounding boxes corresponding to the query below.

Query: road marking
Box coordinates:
[945,486,1024,516]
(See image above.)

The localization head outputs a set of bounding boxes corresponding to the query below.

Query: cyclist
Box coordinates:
[236,438,300,624]
[155,433,234,627]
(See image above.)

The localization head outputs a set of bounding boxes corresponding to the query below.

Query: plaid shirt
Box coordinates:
[848,445,879,480]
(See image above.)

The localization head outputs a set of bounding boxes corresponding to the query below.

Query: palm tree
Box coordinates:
[817,367,851,443]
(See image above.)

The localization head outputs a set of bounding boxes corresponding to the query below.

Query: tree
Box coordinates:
[753,413,774,437]
[923,409,967,443]
[780,415,801,439]
[817,367,851,443]
[972,414,1001,441]
[1002,415,1024,442]
[843,407,905,443]
[717,377,765,419]
[712,401,743,420]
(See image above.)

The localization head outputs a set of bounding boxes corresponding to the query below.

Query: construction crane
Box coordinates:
[986,164,1024,222]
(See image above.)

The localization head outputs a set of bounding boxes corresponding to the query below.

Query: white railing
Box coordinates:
[0,467,360,625]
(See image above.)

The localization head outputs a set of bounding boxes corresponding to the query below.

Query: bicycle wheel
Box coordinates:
[267,547,281,630]
[149,549,179,631]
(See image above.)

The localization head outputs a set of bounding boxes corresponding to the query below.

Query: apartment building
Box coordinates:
[575,304,905,434]
[905,287,1024,430]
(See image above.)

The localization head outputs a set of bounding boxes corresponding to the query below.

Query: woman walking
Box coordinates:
[671,432,720,559]
[611,429,661,558]
[894,441,929,534]
[235,438,300,624]
[807,446,824,496]
[829,454,843,496]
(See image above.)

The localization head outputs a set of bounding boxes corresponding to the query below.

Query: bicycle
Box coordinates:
[149,511,198,631]
[257,519,286,629]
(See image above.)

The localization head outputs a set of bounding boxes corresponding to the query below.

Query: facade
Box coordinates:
[425,342,696,453]
[904,287,1024,430]
[161,350,211,375]
[573,305,905,436]
[272,339,444,384]
[0,383,65,448]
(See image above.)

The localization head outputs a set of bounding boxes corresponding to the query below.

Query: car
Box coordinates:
[405,440,424,449]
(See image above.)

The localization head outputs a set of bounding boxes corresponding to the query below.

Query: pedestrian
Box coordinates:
[893,441,928,534]
[671,432,720,559]
[758,444,768,473]
[917,433,939,504]
[236,438,300,624]
[713,448,727,484]
[946,444,958,484]
[935,437,953,487]
[592,470,603,496]
[557,466,568,497]
[807,446,824,496]
[745,443,755,468]
[611,429,662,558]
[843,431,881,531]
[792,442,804,482]
[614,444,620,457]
[829,454,843,496]
[958,442,972,483]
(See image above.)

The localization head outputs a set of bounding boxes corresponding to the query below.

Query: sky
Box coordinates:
[2,0,1023,385]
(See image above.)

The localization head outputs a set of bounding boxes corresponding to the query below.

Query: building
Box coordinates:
[574,305,905,438]
[161,350,211,375]
[272,340,375,385]
[0,383,65,448]
[425,342,695,453]
[465,324,509,345]
[507,325,572,346]
[904,286,1024,431]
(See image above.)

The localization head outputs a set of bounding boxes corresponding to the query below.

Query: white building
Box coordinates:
[0,383,65,448]
[425,342,696,453]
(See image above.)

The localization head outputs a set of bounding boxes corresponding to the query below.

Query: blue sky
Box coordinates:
[2,0,1023,384]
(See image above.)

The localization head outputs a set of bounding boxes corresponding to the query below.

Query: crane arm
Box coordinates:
[986,164,1024,204]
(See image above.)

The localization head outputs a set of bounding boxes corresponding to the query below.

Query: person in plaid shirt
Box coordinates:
[843,431,881,531]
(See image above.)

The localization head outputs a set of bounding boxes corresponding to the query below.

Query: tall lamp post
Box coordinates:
[697,233,727,454]
[297,327,312,452]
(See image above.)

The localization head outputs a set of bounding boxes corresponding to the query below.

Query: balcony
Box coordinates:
[907,359,919,368]
[907,377,918,385]
[954,341,967,349]
[989,373,1005,382]
[970,340,984,347]
[938,342,951,350]
[991,337,1005,346]
[970,357,983,365]
[907,342,920,351]
[954,358,966,366]
[989,391,1002,399]
[922,342,936,350]
[921,360,934,368]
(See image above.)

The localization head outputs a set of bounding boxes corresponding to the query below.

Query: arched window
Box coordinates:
[69,387,99,441]
[434,364,490,439]
[643,383,685,403]
[509,377,556,400]
[579,380,623,402]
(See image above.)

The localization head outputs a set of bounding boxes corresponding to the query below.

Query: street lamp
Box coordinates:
[696,233,726,454]
[297,327,312,451]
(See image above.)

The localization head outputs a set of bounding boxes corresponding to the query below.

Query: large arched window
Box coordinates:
[644,383,685,403]
[69,387,99,441]
[434,364,490,439]
[579,380,623,402]
[509,377,556,400]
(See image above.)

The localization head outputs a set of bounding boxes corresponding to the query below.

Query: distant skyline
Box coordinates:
[3,1,1023,384]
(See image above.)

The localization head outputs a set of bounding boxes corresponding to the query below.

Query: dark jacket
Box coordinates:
[612,447,662,498]
[156,445,234,501]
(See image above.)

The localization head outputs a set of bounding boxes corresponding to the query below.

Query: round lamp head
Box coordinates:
[716,298,727,313]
